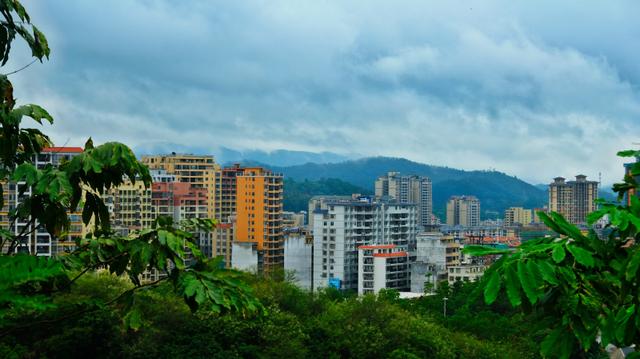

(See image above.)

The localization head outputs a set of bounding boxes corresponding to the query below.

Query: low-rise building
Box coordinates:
[284,227,313,290]
[448,265,486,285]
[410,232,460,293]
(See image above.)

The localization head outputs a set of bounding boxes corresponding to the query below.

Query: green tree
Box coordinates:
[0,0,260,344]
[467,150,640,358]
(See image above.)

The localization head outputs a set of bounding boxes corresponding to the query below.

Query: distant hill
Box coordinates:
[219,148,353,167]
[283,178,372,213]
[264,157,547,220]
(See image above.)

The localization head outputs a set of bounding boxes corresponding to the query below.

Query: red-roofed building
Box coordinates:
[358,244,409,295]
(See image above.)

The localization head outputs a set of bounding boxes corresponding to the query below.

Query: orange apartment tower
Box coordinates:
[234,167,284,273]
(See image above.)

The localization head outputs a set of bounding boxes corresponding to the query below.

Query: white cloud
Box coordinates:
[9,0,640,185]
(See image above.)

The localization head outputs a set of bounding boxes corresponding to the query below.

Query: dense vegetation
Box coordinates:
[470,150,640,358]
[268,157,546,219]
[283,177,372,212]
[1,272,541,358]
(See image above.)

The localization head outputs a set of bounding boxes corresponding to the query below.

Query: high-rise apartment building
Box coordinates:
[504,207,533,226]
[549,175,598,224]
[151,181,210,254]
[1,147,87,256]
[106,179,153,236]
[446,196,480,227]
[310,196,417,291]
[141,153,220,219]
[375,172,433,228]
[234,167,284,273]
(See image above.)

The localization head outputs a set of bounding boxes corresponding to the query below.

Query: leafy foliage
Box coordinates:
[0,274,537,358]
[0,0,261,350]
[467,150,640,358]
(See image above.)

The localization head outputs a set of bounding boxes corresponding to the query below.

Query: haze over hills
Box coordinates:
[235,155,548,220]
[218,148,354,167]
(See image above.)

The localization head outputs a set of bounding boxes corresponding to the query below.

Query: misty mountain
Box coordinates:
[219,148,353,167]
[263,157,547,220]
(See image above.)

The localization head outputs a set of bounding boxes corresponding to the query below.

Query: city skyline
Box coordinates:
[8,1,640,186]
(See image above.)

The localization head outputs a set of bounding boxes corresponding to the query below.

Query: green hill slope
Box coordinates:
[268,157,547,220]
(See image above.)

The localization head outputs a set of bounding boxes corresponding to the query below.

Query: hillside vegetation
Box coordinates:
[267,157,546,219]
[283,178,372,213]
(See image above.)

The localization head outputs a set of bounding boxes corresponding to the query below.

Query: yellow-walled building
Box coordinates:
[235,167,284,272]
[141,153,221,219]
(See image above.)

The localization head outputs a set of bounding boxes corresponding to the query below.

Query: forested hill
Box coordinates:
[283,178,372,213]
[264,157,547,219]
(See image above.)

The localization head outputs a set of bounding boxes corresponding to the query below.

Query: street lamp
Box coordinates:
[443,297,448,318]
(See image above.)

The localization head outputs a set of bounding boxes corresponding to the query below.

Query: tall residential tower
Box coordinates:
[549,175,598,224]
[446,195,480,227]
[375,172,433,228]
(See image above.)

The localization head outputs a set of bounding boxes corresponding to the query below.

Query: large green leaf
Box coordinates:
[483,269,501,305]
[552,245,566,263]
[504,264,522,307]
[566,245,595,268]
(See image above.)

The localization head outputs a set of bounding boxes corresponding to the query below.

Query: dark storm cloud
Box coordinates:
[9,0,640,184]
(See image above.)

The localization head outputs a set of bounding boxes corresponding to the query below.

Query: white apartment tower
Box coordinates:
[310,196,418,291]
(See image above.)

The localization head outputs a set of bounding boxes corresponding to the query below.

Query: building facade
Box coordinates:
[284,227,314,290]
[1,147,87,256]
[410,232,460,293]
[234,167,284,273]
[448,265,486,285]
[357,244,409,295]
[504,207,533,226]
[311,196,418,292]
[375,172,433,228]
[549,175,598,224]
[446,195,480,227]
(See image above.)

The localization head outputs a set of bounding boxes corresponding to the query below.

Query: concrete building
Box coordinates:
[448,265,486,285]
[358,244,409,295]
[504,207,533,226]
[106,179,153,236]
[308,195,351,228]
[284,227,314,290]
[1,147,87,256]
[440,225,516,240]
[231,241,260,273]
[375,172,433,228]
[212,222,233,266]
[549,175,598,224]
[311,196,418,292]
[410,232,460,293]
[151,181,210,255]
[446,196,480,227]
[282,211,306,228]
[234,167,284,273]
[141,153,220,219]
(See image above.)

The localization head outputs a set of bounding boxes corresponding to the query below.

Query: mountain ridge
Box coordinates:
[235,156,548,219]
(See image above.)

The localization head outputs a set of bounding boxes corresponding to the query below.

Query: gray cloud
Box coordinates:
[8,0,640,185]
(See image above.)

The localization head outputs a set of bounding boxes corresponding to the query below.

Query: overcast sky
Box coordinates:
[8,1,640,184]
